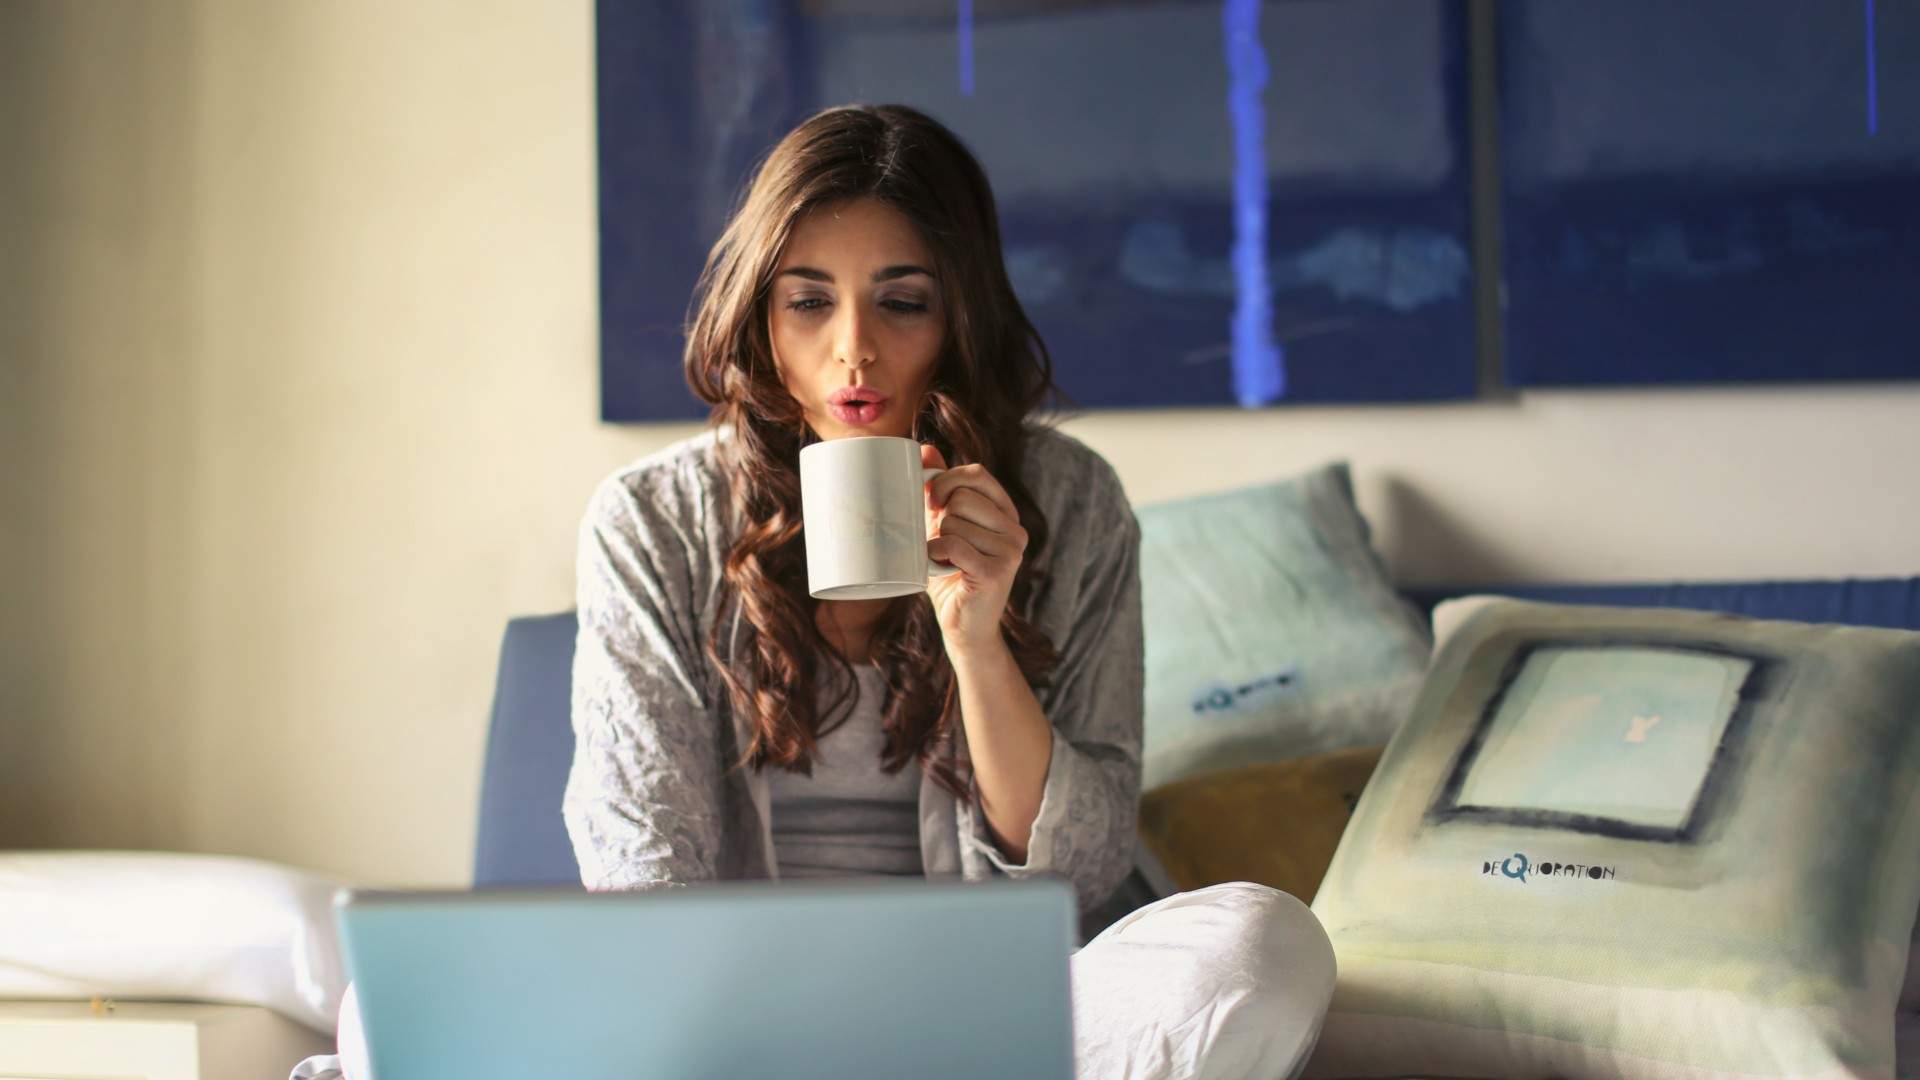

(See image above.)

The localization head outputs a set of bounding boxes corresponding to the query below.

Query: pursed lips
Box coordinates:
[827,387,890,426]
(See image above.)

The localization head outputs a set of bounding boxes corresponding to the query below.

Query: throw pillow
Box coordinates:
[1138,745,1384,902]
[1306,596,1920,1079]
[1135,461,1430,791]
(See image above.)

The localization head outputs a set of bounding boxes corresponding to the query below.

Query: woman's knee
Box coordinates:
[1094,883,1335,1079]
[1125,882,1336,998]
[1231,883,1335,1001]
[1205,883,1328,968]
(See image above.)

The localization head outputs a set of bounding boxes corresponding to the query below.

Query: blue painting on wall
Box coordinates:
[1501,0,1920,387]
[597,0,1479,422]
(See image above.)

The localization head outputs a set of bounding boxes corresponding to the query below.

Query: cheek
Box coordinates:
[767,315,815,386]
[895,319,945,370]
[891,326,944,411]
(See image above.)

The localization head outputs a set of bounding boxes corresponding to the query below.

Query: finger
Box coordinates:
[928,533,992,578]
[936,515,1018,560]
[929,463,1018,522]
[919,443,949,472]
[930,465,1015,519]
[938,488,1025,541]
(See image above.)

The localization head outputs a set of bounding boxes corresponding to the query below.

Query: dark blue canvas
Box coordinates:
[1500,0,1920,387]
[596,0,1479,422]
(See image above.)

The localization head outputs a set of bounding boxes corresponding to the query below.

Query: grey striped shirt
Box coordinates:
[766,663,924,879]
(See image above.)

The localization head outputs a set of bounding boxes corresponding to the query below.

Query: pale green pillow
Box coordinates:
[1308,596,1920,1079]
[1136,462,1431,792]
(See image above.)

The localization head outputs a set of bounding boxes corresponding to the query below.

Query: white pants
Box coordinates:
[1068,881,1336,1080]
[298,881,1334,1080]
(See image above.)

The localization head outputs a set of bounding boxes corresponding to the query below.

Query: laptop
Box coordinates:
[333,877,1077,1080]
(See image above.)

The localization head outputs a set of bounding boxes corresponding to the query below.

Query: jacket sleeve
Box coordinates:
[561,468,726,892]
[960,474,1145,913]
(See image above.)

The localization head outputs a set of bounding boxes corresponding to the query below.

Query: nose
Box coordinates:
[833,301,876,370]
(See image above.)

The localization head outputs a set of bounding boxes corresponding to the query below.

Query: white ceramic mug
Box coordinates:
[800,436,961,600]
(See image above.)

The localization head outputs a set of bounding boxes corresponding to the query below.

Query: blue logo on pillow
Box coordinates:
[1191,665,1300,716]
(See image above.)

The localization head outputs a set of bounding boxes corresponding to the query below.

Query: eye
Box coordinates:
[881,298,929,315]
[784,297,829,313]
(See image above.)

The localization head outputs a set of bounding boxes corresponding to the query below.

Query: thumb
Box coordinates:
[919,442,948,471]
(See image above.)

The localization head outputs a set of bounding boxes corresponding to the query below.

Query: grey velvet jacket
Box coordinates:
[560,423,1144,914]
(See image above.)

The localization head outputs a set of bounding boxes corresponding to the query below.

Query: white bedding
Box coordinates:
[284,1008,1920,1080]
[0,851,350,1035]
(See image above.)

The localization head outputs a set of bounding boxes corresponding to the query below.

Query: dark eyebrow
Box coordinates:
[775,264,936,284]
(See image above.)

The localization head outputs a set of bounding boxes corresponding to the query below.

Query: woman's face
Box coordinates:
[768,197,945,441]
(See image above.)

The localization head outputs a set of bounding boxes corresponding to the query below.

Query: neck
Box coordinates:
[816,598,892,664]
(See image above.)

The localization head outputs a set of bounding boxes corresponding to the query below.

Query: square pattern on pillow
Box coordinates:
[1135,461,1430,792]
[1307,596,1920,1080]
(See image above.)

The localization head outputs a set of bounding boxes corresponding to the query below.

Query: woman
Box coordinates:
[307,103,1334,1080]
[566,101,1335,1080]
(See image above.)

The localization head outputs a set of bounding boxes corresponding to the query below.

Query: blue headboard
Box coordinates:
[474,576,1920,888]
[474,612,583,889]
[1398,578,1920,628]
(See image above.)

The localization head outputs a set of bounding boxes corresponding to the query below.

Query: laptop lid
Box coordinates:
[334,877,1077,1080]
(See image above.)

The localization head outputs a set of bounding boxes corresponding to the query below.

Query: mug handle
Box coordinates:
[922,466,961,579]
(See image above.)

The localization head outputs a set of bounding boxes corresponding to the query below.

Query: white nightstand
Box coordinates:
[0,999,333,1080]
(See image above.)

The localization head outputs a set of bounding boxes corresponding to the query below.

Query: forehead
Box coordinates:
[776,198,932,268]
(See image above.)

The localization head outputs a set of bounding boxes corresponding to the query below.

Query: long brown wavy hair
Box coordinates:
[683,103,1065,804]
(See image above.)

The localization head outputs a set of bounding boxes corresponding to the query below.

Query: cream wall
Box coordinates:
[3,0,1915,887]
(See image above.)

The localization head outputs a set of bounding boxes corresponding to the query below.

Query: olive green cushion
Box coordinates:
[1139,745,1385,903]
